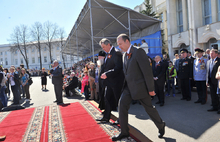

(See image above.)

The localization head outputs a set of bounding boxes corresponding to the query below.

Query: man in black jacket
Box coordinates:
[152,55,166,106]
[178,49,193,101]
[96,38,124,123]
[63,72,78,97]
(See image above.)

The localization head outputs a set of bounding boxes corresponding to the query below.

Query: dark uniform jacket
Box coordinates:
[178,57,193,79]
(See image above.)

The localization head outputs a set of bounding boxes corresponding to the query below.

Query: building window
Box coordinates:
[15,59,18,65]
[38,57,40,63]
[21,58,23,64]
[5,51,7,55]
[44,56,47,63]
[44,47,47,51]
[15,51,17,54]
[202,0,212,25]
[218,0,220,21]
[177,0,183,33]
[57,47,60,50]
[5,58,8,65]
[32,57,35,64]
[32,48,35,52]
[0,52,2,55]
[26,49,28,53]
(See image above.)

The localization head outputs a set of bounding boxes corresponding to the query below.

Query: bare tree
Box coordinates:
[8,25,30,69]
[43,21,59,64]
[57,27,67,68]
[30,22,44,70]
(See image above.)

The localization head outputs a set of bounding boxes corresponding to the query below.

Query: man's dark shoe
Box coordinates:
[0,135,6,141]
[207,108,218,111]
[160,103,164,106]
[180,98,186,100]
[96,117,109,123]
[156,101,160,104]
[57,102,64,105]
[186,98,191,101]
[217,110,220,114]
[194,100,201,103]
[158,122,165,138]
[53,100,58,103]
[112,133,130,141]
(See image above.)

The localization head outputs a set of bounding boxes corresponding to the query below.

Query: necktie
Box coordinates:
[210,59,214,76]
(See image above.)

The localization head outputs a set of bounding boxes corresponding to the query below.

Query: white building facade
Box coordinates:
[167,0,220,60]
[0,40,79,70]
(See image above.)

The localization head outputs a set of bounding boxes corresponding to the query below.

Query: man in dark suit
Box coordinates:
[96,38,124,123]
[178,49,193,101]
[206,49,220,112]
[63,72,78,97]
[51,60,63,104]
[152,55,166,106]
[112,34,165,141]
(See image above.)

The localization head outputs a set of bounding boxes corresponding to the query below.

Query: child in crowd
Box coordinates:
[81,71,89,100]
[166,61,177,97]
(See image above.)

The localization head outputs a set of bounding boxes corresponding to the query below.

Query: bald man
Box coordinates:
[152,55,166,106]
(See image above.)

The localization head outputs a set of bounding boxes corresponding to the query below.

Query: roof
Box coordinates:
[62,0,161,58]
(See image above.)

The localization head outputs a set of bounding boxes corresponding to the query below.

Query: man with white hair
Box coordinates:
[51,60,63,104]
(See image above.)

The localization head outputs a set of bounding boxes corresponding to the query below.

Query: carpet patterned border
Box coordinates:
[48,105,66,142]
[81,101,136,142]
[22,106,45,142]
[0,111,10,123]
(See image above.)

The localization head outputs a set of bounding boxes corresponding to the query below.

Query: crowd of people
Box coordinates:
[0,64,32,108]
[2,33,220,141]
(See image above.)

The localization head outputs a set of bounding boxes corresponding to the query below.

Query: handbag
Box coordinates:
[28,78,33,85]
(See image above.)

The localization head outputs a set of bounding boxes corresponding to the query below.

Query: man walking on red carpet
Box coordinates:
[112,34,165,141]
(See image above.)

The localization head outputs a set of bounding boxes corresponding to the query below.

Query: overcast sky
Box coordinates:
[0,0,144,45]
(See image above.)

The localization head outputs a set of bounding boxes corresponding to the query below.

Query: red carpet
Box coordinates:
[59,102,112,142]
[0,108,35,142]
[0,101,139,141]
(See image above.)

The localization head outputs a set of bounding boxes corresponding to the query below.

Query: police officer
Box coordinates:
[193,48,208,104]
[178,49,193,101]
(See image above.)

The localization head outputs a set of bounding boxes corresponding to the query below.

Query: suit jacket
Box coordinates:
[206,58,220,85]
[178,57,193,79]
[152,61,166,82]
[123,46,154,100]
[51,66,63,85]
[68,76,78,90]
[102,47,124,88]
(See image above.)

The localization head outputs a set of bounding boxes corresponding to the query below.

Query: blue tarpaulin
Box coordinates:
[84,31,162,60]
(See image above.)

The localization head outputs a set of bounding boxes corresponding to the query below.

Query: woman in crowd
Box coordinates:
[40,68,48,90]
[3,68,10,98]
[20,68,30,101]
[88,62,96,100]
[0,66,7,107]
[166,61,177,97]
[216,66,220,95]
[81,71,89,100]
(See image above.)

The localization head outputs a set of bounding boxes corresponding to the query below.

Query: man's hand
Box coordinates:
[153,77,158,80]
[149,91,156,96]
[206,83,209,87]
[101,73,107,79]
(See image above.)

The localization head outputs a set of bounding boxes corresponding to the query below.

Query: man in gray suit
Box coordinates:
[51,60,63,104]
[112,34,165,141]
